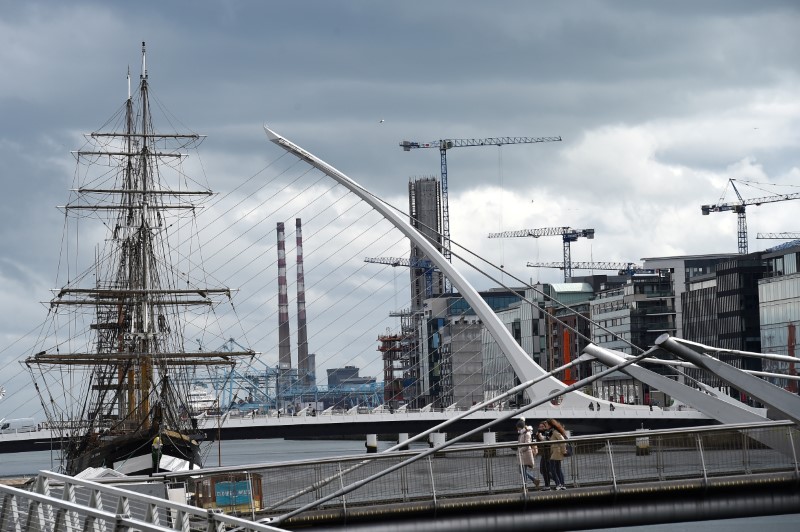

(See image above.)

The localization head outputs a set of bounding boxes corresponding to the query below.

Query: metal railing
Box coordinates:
[2,421,796,530]
[0,471,289,532]
[160,420,799,523]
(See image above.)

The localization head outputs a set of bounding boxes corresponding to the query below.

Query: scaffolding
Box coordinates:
[378,311,421,408]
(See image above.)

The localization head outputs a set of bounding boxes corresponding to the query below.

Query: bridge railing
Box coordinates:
[162,420,798,522]
[3,422,794,530]
[0,471,289,532]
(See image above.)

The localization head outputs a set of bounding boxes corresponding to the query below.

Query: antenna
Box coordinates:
[127,66,131,100]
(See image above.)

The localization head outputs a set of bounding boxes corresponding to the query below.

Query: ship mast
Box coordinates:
[25,43,254,465]
[138,41,152,430]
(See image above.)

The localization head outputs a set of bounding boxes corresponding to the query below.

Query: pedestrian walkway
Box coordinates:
[2,421,797,531]
[162,420,799,528]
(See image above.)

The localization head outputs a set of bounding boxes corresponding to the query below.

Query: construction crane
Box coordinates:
[488,227,595,282]
[757,232,800,240]
[701,179,800,254]
[400,135,562,264]
[364,256,437,297]
[527,261,644,276]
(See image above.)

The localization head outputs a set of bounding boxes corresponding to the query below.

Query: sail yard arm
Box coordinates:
[24,352,246,366]
[55,288,232,297]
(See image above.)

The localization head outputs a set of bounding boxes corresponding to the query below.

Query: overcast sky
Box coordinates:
[1,1,799,419]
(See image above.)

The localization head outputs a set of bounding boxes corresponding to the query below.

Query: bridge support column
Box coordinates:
[365,433,378,453]
[636,429,651,456]
[398,433,409,451]
[483,431,497,457]
[429,432,446,448]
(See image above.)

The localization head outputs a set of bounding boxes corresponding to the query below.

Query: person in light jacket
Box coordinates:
[151,435,163,475]
[546,418,568,490]
[516,418,538,487]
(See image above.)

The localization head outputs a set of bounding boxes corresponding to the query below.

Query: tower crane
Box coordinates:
[757,232,800,240]
[488,227,595,282]
[527,261,644,276]
[364,256,437,298]
[701,179,800,254]
[400,135,562,264]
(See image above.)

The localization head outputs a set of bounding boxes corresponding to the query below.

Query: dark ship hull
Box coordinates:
[66,429,204,476]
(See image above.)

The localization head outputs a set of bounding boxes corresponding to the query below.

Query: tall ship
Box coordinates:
[24,43,254,475]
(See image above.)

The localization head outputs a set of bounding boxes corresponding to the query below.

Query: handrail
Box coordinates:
[26,470,289,532]
[161,420,795,482]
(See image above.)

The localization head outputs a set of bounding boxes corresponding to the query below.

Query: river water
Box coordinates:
[0,437,412,477]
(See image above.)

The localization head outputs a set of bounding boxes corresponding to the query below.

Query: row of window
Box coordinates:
[595,317,626,328]
[593,332,630,343]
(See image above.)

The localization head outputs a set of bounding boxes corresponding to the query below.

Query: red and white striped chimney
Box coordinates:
[296,218,311,386]
[277,222,292,371]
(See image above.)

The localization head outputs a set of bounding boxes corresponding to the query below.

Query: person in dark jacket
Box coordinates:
[534,421,553,490]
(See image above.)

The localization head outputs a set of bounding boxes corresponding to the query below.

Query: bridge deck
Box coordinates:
[1,422,796,531]
[160,420,799,529]
[0,405,714,453]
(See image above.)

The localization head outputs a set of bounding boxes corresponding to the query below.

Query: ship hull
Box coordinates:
[66,429,203,476]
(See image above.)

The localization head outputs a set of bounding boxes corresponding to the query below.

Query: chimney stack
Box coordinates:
[277,222,292,372]
[296,218,312,386]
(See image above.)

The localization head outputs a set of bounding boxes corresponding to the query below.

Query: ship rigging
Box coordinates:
[24,42,254,475]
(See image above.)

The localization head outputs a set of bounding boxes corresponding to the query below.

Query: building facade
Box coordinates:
[542,283,595,383]
[759,242,800,392]
[408,178,446,311]
[589,272,676,404]
[642,253,738,338]
[422,289,530,408]
[682,254,768,396]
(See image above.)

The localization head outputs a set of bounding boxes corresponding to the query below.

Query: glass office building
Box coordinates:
[759,242,800,391]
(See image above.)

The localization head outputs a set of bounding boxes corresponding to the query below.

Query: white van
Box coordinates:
[0,417,37,434]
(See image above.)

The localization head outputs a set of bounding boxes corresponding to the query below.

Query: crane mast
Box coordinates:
[488,227,594,281]
[400,135,562,278]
